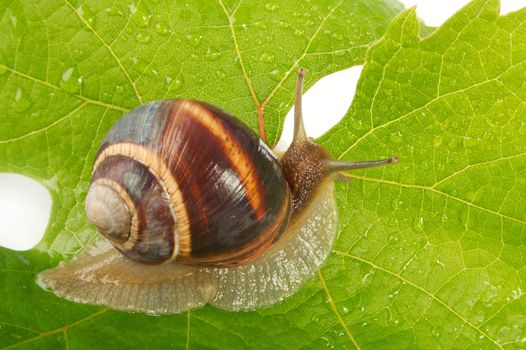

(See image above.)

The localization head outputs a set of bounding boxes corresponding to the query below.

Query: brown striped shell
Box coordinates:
[86,99,291,266]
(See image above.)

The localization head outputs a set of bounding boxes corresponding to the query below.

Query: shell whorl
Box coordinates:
[85,181,132,243]
[89,153,178,265]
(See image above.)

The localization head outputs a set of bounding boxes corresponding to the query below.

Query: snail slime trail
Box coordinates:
[37,68,399,314]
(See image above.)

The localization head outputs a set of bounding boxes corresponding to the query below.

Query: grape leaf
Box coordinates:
[319,0,526,348]
[0,0,404,349]
[1,0,525,349]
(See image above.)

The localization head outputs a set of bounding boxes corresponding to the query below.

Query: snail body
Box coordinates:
[37,69,398,314]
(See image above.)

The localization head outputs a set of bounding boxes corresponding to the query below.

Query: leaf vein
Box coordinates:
[332,249,504,349]
[432,151,526,188]
[62,0,143,104]
[0,64,129,112]
[0,321,40,335]
[186,310,191,350]
[348,174,526,225]
[218,0,259,107]
[318,270,362,350]
[0,309,108,350]
[0,102,87,144]
[337,56,526,160]
[261,0,345,110]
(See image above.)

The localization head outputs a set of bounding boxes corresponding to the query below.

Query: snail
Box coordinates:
[37,68,398,314]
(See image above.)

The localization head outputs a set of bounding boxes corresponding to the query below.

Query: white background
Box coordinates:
[1,0,525,250]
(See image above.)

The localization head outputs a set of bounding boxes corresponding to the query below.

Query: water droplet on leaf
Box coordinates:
[413,216,426,232]
[135,32,151,43]
[431,326,441,338]
[269,69,280,82]
[106,6,125,17]
[167,78,183,92]
[14,88,31,112]
[154,21,170,35]
[62,68,74,81]
[259,52,275,63]
[215,69,226,79]
[205,47,221,61]
[77,5,96,26]
[184,34,203,47]
[388,216,399,227]
[59,68,82,94]
[352,119,366,131]
[264,3,279,11]
[133,11,150,28]
[389,131,404,144]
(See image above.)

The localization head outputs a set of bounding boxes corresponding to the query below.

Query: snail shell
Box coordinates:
[85,99,290,266]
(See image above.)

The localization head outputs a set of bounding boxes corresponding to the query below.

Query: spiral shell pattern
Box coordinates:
[87,99,291,266]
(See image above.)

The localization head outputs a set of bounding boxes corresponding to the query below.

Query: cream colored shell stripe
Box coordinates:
[93,143,188,258]
[180,101,266,220]
[90,178,140,250]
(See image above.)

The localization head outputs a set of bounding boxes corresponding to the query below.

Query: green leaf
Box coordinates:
[0,0,404,349]
[2,0,525,349]
[319,0,526,348]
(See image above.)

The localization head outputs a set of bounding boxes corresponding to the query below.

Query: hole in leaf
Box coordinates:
[0,173,51,250]
[274,66,363,151]
[399,0,522,27]
[500,0,526,15]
